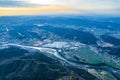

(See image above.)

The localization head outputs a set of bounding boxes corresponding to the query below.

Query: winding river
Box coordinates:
[1,43,120,79]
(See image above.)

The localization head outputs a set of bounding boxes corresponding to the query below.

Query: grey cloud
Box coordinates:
[0,0,45,7]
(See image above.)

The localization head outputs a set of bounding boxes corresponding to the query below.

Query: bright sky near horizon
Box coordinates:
[0,0,120,16]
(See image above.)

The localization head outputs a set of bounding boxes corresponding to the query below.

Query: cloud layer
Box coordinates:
[0,0,120,16]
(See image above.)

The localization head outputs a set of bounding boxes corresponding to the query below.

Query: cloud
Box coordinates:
[0,0,45,7]
[1,0,120,10]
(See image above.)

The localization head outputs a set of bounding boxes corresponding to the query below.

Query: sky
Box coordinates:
[0,0,120,16]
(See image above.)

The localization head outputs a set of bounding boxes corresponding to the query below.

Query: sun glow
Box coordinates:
[0,5,72,16]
